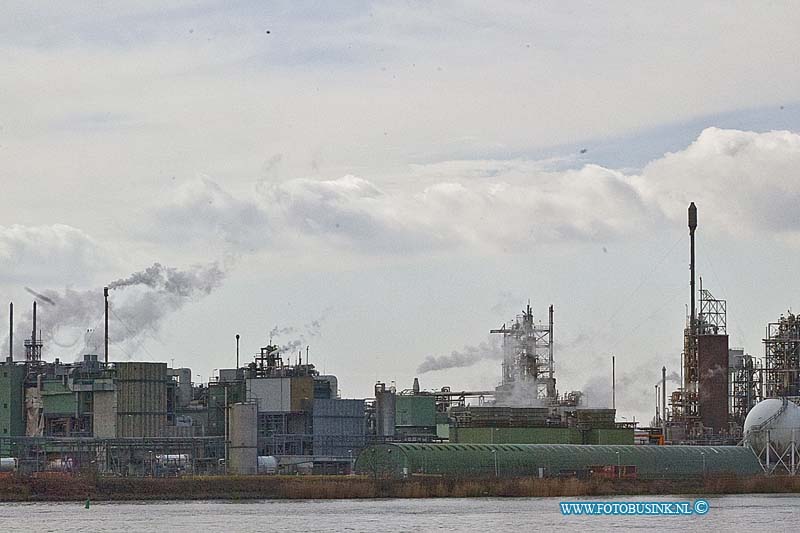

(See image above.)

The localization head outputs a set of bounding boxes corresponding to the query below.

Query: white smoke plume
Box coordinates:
[494,379,545,408]
[269,317,326,359]
[417,337,503,373]
[7,262,224,361]
[108,262,223,295]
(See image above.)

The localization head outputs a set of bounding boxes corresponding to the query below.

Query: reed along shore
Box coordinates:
[1,475,800,502]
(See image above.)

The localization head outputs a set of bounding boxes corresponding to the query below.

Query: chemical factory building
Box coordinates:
[355,443,762,480]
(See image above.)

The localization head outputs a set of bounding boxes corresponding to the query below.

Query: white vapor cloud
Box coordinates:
[7,262,225,361]
[153,128,800,255]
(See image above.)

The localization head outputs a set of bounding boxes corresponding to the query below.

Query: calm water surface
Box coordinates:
[0,494,797,532]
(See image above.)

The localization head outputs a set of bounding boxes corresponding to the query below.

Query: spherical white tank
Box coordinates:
[743,398,800,451]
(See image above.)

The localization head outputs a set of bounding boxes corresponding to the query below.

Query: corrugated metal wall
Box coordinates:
[355,443,762,479]
[0,364,26,448]
[41,381,77,415]
[451,427,584,444]
[115,362,167,437]
[92,390,117,438]
[313,399,365,457]
[291,377,313,412]
[395,395,436,434]
[247,377,292,412]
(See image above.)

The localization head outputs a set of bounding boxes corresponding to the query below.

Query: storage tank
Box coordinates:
[229,402,258,475]
[0,458,17,472]
[257,455,278,474]
[743,398,800,451]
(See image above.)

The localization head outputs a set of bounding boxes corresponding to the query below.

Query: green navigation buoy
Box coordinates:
[85,498,90,509]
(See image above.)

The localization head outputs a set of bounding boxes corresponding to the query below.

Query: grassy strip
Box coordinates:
[1,475,799,502]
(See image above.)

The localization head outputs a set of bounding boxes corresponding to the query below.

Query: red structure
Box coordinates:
[697,334,729,432]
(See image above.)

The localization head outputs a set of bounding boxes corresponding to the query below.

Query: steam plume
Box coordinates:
[417,338,503,373]
[24,287,55,305]
[7,262,224,360]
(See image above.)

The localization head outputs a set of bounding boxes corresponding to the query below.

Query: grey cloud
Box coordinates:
[153,177,271,249]
[0,224,109,285]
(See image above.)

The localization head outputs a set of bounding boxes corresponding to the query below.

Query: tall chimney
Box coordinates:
[32,301,37,346]
[688,202,697,334]
[104,287,109,365]
[548,304,554,380]
[7,302,11,363]
[662,366,667,432]
[235,334,240,369]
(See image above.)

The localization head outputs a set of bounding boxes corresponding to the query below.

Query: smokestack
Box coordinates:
[413,377,420,394]
[655,384,660,421]
[235,334,240,369]
[662,366,667,432]
[8,302,12,363]
[548,304,554,380]
[688,202,697,334]
[104,287,109,365]
[32,301,37,346]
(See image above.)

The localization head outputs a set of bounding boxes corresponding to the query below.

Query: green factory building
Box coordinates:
[355,443,763,480]
[0,363,26,453]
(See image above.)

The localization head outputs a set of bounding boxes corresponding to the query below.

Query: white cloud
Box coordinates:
[150,128,800,256]
[635,128,800,237]
[155,165,650,255]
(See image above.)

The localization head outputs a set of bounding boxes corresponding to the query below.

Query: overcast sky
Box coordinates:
[2,2,800,424]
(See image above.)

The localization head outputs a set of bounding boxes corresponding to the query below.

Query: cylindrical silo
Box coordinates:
[229,402,258,475]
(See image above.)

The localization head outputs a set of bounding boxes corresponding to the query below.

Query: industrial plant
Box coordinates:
[1,202,799,480]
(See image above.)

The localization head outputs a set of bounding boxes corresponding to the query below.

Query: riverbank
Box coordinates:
[1,474,799,502]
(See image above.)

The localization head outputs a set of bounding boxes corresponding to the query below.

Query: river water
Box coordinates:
[0,494,797,532]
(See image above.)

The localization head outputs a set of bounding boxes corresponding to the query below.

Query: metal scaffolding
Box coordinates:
[764,312,800,398]
[0,436,225,476]
[698,285,727,335]
[672,285,729,438]
[729,350,762,429]
[491,303,556,402]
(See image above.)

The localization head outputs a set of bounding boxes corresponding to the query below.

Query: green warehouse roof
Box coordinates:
[354,443,763,479]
